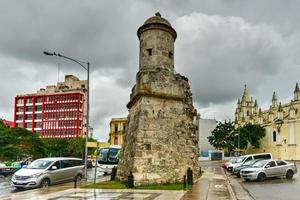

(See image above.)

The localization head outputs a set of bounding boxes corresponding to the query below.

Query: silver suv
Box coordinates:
[11,157,84,189]
[240,159,297,181]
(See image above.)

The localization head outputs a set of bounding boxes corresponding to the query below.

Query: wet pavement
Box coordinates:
[0,188,185,200]
[0,161,239,200]
[181,161,234,200]
[227,162,300,200]
[0,175,16,196]
[0,168,106,198]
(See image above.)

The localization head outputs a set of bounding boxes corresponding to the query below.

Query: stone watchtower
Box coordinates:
[117,13,200,185]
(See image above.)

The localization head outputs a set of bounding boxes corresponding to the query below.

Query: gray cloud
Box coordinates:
[173,13,294,106]
[1,0,300,140]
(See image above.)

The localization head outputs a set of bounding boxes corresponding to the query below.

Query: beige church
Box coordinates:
[235,84,300,160]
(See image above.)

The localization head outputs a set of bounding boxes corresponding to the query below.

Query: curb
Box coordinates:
[223,169,254,200]
[222,169,237,200]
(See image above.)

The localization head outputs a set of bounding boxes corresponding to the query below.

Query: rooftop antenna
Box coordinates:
[57,63,60,83]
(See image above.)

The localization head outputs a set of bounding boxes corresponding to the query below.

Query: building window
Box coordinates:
[17,107,24,112]
[247,110,250,116]
[273,131,277,142]
[26,106,33,112]
[17,115,23,120]
[26,114,32,120]
[115,125,118,133]
[123,125,126,131]
[17,99,24,104]
[36,97,42,103]
[26,98,33,104]
[26,123,32,128]
[146,48,152,56]
[35,122,42,128]
[35,105,42,111]
[35,113,42,119]
[114,137,118,145]
[17,123,23,128]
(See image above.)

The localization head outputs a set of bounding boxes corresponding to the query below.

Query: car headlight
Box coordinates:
[29,173,41,178]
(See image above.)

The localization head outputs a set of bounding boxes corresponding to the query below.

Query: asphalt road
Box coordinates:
[0,175,14,195]
[233,162,300,200]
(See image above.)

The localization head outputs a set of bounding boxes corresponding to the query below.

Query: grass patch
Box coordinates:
[81,181,127,189]
[81,181,192,190]
[135,183,192,190]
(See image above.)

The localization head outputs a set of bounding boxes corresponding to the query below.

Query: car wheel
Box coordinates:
[40,178,50,188]
[257,173,266,182]
[15,187,24,190]
[237,172,240,178]
[286,170,294,179]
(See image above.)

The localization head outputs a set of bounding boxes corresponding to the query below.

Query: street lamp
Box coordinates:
[43,51,90,180]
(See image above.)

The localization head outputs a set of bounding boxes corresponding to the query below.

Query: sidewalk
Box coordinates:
[0,163,253,200]
[181,162,234,200]
[1,188,186,200]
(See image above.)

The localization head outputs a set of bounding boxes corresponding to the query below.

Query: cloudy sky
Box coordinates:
[1,0,300,141]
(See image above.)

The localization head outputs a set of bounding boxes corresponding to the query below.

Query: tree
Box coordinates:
[237,124,265,149]
[0,123,46,160]
[42,138,69,157]
[208,121,266,152]
[67,138,85,158]
[208,121,236,151]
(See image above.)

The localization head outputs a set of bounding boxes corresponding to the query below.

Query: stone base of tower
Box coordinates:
[117,76,200,186]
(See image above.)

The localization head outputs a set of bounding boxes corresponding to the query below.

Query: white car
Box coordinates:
[227,153,272,172]
[241,159,297,181]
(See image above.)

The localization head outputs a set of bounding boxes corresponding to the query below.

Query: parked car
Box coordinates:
[11,157,84,189]
[232,159,263,178]
[227,153,272,172]
[0,162,21,176]
[240,159,297,181]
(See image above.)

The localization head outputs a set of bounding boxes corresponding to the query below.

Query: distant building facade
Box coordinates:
[235,84,300,160]
[13,75,88,139]
[108,117,127,145]
[199,118,217,156]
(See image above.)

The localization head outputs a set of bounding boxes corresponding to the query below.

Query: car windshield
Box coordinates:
[99,148,109,162]
[26,160,53,169]
[99,148,121,164]
[252,160,268,168]
[242,160,256,166]
[236,156,247,163]
[229,159,237,163]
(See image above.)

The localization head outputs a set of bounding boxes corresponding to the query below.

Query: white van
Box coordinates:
[227,153,272,172]
[11,157,84,189]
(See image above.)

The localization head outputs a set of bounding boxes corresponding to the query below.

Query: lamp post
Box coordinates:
[43,51,90,180]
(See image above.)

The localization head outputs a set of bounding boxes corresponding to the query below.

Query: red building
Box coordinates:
[2,119,14,127]
[14,92,85,138]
